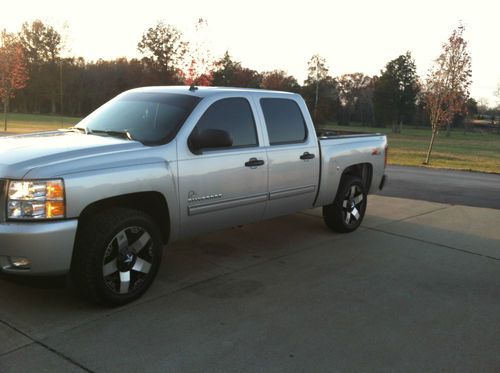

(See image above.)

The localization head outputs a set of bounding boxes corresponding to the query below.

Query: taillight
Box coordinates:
[384,144,388,168]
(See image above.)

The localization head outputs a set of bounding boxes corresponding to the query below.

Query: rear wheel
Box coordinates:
[323,176,367,233]
[71,208,163,306]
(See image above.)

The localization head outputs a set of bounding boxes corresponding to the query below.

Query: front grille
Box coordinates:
[0,179,6,223]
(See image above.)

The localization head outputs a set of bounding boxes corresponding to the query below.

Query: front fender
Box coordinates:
[51,162,179,241]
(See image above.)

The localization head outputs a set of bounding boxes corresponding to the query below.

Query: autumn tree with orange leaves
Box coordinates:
[0,31,28,131]
[424,25,472,164]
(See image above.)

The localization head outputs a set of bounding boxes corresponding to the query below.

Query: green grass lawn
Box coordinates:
[324,123,500,174]
[2,114,499,174]
[2,113,81,133]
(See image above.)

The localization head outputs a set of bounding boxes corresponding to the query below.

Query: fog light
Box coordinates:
[9,257,31,269]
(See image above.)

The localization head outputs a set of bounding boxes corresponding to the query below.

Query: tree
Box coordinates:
[137,21,188,84]
[0,31,28,130]
[232,67,262,88]
[338,73,374,125]
[302,75,340,124]
[261,70,300,92]
[18,20,61,113]
[211,51,261,88]
[212,51,241,86]
[466,98,478,117]
[373,52,419,132]
[307,54,328,120]
[462,97,478,133]
[424,25,472,164]
[183,18,213,86]
[373,72,397,127]
[19,20,61,65]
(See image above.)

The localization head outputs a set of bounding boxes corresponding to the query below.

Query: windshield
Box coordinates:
[77,92,201,145]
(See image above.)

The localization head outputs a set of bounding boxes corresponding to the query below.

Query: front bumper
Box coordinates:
[0,219,78,275]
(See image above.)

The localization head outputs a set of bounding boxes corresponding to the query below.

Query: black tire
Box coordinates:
[323,175,367,233]
[71,208,163,306]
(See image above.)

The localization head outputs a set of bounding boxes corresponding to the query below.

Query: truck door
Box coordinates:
[177,97,268,238]
[258,97,320,219]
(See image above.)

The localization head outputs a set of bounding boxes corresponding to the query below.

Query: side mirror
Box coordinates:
[189,129,233,154]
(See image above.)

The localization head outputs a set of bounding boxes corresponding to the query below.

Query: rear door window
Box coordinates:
[260,98,307,145]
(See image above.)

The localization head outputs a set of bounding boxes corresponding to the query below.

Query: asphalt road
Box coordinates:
[381,165,500,209]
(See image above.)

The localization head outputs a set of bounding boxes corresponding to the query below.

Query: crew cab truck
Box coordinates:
[0,87,387,305]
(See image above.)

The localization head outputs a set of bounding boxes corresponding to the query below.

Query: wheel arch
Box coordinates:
[78,192,170,244]
[340,163,373,194]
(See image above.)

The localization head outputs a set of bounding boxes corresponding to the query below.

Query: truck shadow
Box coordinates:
[0,204,498,341]
[0,272,68,289]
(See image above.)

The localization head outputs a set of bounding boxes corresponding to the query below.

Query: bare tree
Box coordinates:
[307,54,328,120]
[183,18,214,86]
[424,25,472,164]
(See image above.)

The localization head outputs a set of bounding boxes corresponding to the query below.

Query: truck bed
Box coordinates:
[316,128,383,140]
[313,128,387,208]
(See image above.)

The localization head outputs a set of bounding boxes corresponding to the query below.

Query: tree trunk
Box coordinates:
[446,122,451,137]
[392,121,397,133]
[3,98,9,132]
[34,95,40,114]
[313,80,319,121]
[60,60,64,120]
[424,129,437,165]
[51,98,57,114]
[399,119,403,133]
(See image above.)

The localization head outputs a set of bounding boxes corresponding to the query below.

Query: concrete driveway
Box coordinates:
[1,195,499,372]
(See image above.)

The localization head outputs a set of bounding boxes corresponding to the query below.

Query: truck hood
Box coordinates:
[0,131,150,179]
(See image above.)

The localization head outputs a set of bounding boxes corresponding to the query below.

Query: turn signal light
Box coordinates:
[46,201,65,219]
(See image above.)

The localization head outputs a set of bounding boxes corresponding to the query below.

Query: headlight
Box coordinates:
[7,179,65,220]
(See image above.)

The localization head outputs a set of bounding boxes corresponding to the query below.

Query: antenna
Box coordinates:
[189,84,198,92]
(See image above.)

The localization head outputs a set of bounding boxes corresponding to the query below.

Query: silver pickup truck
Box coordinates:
[0,86,387,305]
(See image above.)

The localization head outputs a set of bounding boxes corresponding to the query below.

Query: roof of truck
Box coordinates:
[127,86,298,98]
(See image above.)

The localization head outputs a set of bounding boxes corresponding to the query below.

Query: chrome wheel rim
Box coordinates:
[102,226,154,295]
[342,185,364,226]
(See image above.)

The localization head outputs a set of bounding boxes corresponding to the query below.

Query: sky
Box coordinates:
[1,0,499,106]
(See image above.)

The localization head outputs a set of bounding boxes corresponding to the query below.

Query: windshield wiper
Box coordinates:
[90,129,133,140]
[67,126,91,134]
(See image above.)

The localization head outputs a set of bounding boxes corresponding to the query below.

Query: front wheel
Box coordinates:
[71,208,163,306]
[323,176,367,233]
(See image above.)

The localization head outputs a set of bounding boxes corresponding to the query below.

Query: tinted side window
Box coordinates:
[260,98,307,145]
[193,98,258,149]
